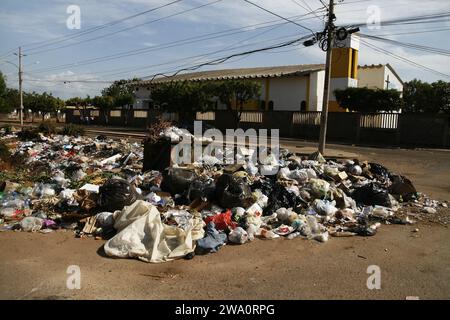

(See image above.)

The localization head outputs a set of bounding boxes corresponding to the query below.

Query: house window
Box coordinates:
[91,110,99,117]
[110,110,121,117]
[73,110,80,116]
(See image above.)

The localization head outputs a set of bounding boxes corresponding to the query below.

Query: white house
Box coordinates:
[133,63,403,112]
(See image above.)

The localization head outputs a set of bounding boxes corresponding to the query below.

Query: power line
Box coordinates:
[143,36,310,83]
[243,0,317,36]
[348,11,450,29]
[21,34,310,85]
[290,0,325,23]
[25,0,223,56]
[360,33,450,56]
[369,27,450,37]
[23,0,184,51]
[27,9,325,74]
[359,38,450,79]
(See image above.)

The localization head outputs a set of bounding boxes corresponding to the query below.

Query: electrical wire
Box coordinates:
[23,0,184,51]
[360,33,450,56]
[27,9,326,74]
[25,0,223,56]
[243,0,317,36]
[359,38,450,79]
[20,34,310,85]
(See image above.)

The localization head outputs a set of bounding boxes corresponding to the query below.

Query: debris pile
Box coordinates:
[0,126,447,263]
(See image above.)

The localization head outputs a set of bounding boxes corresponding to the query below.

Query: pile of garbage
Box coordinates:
[0,127,447,263]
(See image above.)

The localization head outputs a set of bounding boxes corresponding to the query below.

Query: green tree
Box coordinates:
[0,71,6,97]
[334,87,403,113]
[0,71,9,113]
[211,80,261,127]
[101,78,137,108]
[151,81,213,112]
[92,95,114,123]
[403,79,450,113]
[0,88,19,114]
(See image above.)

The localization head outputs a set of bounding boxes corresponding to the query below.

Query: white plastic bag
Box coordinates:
[228,227,248,244]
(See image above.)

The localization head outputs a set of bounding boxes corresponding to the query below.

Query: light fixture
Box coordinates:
[303,39,317,47]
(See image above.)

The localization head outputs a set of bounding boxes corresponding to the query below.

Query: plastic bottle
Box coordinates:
[287,231,301,240]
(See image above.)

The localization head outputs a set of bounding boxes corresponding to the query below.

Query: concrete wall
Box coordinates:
[358,65,403,92]
[358,66,385,89]
[309,70,324,111]
[267,76,308,111]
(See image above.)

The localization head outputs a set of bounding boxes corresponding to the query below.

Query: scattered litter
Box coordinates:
[0,127,447,264]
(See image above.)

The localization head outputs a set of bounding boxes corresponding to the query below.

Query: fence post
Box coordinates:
[443,115,449,148]
[355,113,361,144]
[396,113,401,146]
[289,112,294,137]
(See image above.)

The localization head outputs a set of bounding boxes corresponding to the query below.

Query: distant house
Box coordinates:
[133,63,403,112]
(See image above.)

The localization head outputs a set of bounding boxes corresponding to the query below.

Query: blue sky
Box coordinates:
[1,0,449,99]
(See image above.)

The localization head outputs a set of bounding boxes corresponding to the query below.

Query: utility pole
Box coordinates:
[318,0,335,154]
[18,47,24,126]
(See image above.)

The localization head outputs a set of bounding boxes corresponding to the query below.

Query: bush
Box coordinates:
[334,87,403,112]
[0,125,12,135]
[17,127,41,141]
[38,121,57,134]
[61,123,85,136]
[0,141,11,160]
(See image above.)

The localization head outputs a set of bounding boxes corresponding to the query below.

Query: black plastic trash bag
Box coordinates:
[264,183,300,216]
[389,175,417,201]
[215,174,254,209]
[369,162,391,180]
[352,183,392,208]
[188,178,216,202]
[160,167,197,195]
[98,178,138,212]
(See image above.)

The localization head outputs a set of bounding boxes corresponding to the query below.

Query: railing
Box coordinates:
[292,111,322,125]
[134,110,148,118]
[360,113,398,129]
[110,110,121,117]
[196,111,215,121]
[240,111,263,123]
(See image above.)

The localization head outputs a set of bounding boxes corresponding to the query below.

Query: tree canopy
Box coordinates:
[100,78,138,108]
[150,79,261,112]
[334,87,403,112]
[403,79,450,114]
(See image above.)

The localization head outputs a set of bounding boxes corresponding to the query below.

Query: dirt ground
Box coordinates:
[0,141,449,300]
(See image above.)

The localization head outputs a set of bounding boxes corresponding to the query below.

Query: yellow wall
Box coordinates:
[231,98,259,110]
[331,48,352,78]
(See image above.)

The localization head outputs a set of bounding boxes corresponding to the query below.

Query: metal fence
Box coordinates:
[292,111,321,125]
[239,111,263,123]
[360,113,398,129]
[196,111,215,121]
[64,109,450,148]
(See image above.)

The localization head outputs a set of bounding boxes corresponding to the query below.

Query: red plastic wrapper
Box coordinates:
[204,209,237,231]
